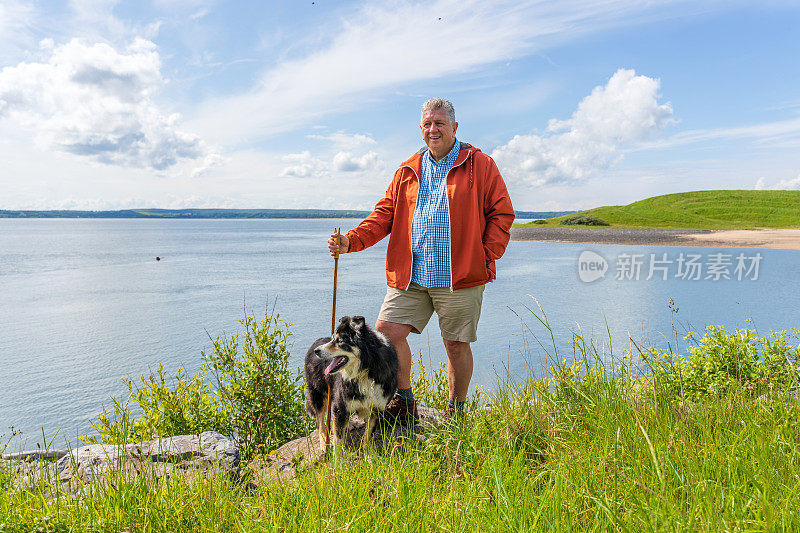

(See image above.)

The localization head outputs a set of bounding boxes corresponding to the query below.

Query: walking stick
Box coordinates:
[325,227,341,447]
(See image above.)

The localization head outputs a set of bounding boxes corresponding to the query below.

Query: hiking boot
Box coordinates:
[380,396,418,427]
[445,402,466,418]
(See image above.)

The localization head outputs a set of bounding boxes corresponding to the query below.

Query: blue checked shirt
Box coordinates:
[410,139,461,288]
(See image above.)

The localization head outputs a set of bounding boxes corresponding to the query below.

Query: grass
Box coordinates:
[3,316,800,531]
[518,190,800,229]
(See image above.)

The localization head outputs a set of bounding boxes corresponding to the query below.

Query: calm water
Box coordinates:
[2,219,798,447]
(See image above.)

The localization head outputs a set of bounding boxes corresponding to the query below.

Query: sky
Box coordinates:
[1,0,799,211]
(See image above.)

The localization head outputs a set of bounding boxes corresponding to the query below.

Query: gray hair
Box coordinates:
[421,98,456,124]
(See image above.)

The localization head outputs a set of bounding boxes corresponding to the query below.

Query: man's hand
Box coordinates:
[328,232,350,256]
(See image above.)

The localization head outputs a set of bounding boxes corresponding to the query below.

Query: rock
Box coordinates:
[2,449,69,461]
[197,431,240,470]
[1,459,60,490]
[247,405,445,487]
[756,389,800,405]
[673,399,698,418]
[3,408,446,493]
[54,431,239,480]
[56,443,137,475]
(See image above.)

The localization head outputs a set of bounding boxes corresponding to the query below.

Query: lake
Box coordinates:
[2,218,798,448]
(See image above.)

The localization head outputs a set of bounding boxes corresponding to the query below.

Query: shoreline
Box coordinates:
[511,227,800,250]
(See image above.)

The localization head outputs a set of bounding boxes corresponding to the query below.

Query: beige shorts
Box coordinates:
[377,282,485,343]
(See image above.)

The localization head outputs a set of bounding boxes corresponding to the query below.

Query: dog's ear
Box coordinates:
[339,316,349,325]
[350,316,365,329]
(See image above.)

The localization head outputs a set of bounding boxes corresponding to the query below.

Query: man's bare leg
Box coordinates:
[443,339,473,402]
[375,320,413,389]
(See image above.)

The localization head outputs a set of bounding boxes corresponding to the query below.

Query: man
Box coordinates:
[327,98,514,422]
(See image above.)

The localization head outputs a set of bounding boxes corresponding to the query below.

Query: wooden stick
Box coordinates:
[331,227,340,336]
[325,227,341,447]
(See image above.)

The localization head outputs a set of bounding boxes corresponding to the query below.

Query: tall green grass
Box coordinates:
[3,310,800,532]
[520,190,800,229]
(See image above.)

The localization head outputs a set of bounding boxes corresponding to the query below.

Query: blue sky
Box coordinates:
[1,1,798,211]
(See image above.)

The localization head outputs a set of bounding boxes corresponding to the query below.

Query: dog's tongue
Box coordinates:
[323,356,347,376]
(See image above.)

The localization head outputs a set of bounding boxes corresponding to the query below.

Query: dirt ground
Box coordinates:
[511,227,800,250]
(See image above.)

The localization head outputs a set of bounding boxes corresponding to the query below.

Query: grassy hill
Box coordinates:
[519,190,800,229]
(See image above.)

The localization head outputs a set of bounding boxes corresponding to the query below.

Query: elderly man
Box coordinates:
[327,98,514,422]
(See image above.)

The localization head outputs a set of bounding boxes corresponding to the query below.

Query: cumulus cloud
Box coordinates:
[492,69,674,186]
[332,150,380,172]
[0,38,215,171]
[281,133,384,177]
[755,174,800,190]
[308,132,377,150]
[280,151,323,178]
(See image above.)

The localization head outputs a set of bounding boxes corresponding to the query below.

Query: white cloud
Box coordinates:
[492,69,674,186]
[308,132,377,150]
[0,1,37,63]
[190,0,699,145]
[639,116,800,151]
[281,133,384,177]
[332,150,381,172]
[755,174,800,190]
[0,38,216,171]
[190,151,226,177]
[280,150,323,178]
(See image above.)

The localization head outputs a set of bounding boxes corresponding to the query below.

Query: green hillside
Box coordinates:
[519,190,800,229]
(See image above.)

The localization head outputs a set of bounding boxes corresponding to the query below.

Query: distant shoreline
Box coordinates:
[0,209,572,220]
[511,227,800,250]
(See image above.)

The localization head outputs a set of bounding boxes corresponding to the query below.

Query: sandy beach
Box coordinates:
[511,227,800,250]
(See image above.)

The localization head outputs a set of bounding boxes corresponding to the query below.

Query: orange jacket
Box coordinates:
[346,143,515,290]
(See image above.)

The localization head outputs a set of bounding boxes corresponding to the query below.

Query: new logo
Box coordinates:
[578,250,608,283]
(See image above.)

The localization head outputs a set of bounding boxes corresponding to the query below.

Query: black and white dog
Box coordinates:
[305,316,398,451]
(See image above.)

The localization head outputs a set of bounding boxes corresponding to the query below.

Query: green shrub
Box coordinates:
[532,219,547,224]
[560,214,610,226]
[202,312,309,459]
[88,364,229,444]
[644,326,800,401]
[86,310,309,460]
[411,352,482,410]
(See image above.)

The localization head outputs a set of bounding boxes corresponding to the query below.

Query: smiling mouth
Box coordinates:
[323,355,348,376]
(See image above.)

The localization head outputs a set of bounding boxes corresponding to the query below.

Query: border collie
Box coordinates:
[305,316,398,451]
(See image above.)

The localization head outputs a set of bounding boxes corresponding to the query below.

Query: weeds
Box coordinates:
[3,303,799,531]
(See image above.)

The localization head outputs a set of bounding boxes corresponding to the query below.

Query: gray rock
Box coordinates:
[757,389,800,404]
[56,443,138,474]
[248,405,445,487]
[2,449,69,461]
[197,431,240,470]
[4,432,239,495]
[54,432,238,477]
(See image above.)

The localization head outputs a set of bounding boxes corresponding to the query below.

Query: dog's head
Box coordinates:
[313,316,366,377]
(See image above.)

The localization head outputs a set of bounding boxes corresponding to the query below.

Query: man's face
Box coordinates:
[420,109,458,158]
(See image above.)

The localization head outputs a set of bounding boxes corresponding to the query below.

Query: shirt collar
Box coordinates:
[425,138,460,167]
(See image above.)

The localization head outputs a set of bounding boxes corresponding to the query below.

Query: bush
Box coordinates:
[411,352,482,410]
[202,312,309,459]
[644,326,800,401]
[87,309,309,460]
[89,364,229,444]
[532,219,547,224]
[559,214,610,226]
